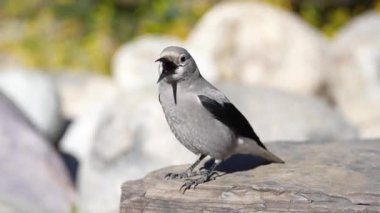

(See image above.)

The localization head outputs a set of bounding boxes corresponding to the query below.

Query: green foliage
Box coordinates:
[261,0,380,38]
[0,0,214,74]
[0,0,378,74]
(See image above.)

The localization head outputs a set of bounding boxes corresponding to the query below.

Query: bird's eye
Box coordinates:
[180,55,186,63]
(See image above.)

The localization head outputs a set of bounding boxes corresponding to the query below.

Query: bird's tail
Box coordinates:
[236,137,284,163]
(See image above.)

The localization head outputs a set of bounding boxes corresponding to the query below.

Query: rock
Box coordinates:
[59,98,110,163]
[187,1,328,96]
[0,91,76,213]
[112,35,181,92]
[120,139,380,212]
[62,81,356,212]
[0,67,65,142]
[112,35,217,92]
[328,12,380,138]
[218,83,357,141]
[55,72,118,119]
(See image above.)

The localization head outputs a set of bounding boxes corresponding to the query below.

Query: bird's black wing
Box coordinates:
[198,95,267,150]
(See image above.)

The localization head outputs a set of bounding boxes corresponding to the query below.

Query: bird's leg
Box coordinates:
[180,159,222,193]
[165,154,206,180]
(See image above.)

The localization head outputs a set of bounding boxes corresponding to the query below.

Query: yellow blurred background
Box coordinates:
[0,0,379,74]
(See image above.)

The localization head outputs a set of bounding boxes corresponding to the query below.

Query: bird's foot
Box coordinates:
[165,170,198,180]
[165,167,210,180]
[180,171,219,193]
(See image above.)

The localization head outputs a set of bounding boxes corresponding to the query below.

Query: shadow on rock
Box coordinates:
[203,154,270,174]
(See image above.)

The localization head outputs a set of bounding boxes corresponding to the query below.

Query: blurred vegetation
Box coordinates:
[0,0,379,74]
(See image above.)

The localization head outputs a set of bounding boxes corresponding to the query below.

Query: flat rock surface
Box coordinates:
[121,139,380,212]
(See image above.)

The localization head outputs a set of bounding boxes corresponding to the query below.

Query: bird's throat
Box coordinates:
[171,82,177,105]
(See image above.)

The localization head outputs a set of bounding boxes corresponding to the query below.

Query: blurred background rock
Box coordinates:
[0,0,379,212]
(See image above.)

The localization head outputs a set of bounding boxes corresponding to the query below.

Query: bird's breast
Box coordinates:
[159,85,236,159]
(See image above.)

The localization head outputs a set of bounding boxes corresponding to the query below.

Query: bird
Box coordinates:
[156,46,284,192]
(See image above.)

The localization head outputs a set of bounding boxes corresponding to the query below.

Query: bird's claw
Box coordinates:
[180,177,204,193]
[179,172,219,193]
[180,177,207,193]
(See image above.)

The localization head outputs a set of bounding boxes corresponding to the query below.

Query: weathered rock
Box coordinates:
[59,99,111,164]
[328,11,380,138]
[120,139,380,212]
[112,35,217,92]
[55,72,118,119]
[187,1,328,96]
[0,91,76,213]
[0,67,65,142]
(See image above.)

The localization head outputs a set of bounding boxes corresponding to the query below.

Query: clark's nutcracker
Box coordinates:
[156,46,284,192]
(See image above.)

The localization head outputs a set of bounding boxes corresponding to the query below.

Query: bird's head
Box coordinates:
[155,46,199,83]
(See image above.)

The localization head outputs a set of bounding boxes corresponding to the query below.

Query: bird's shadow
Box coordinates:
[203,154,270,175]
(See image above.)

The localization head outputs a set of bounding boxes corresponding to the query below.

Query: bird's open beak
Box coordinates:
[155,57,177,83]
[156,57,167,83]
[157,71,166,83]
[155,57,168,63]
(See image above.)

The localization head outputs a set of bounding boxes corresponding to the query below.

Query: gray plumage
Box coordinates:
[156,46,283,191]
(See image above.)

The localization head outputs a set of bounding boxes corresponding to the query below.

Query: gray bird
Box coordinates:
[156,46,284,191]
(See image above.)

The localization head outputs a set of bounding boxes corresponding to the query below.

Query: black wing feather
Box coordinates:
[198,95,267,150]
